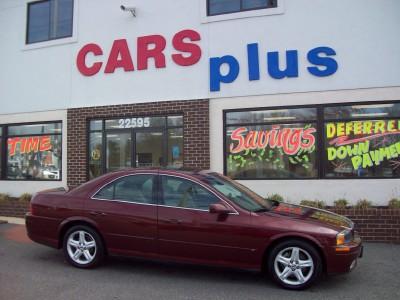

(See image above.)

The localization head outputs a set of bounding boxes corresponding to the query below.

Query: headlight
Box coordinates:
[336,229,352,246]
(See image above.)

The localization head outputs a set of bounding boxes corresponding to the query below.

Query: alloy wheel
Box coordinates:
[66,230,97,265]
[273,246,314,286]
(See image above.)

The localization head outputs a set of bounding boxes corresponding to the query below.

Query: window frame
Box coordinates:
[26,0,75,45]
[207,0,277,17]
[86,115,184,181]
[1,120,63,181]
[201,0,284,23]
[223,100,400,180]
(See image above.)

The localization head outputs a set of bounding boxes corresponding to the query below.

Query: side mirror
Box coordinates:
[270,200,280,207]
[209,203,233,215]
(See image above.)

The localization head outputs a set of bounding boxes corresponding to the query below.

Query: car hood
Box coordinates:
[268,202,353,230]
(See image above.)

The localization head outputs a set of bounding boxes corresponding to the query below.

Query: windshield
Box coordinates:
[199,173,272,212]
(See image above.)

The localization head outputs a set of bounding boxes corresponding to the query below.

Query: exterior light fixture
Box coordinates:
[120,5,136,17]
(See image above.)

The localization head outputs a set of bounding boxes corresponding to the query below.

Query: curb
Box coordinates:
[0,217,25,225]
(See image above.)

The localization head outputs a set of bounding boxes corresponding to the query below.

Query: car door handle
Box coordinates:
[167,219,182,224]
[89,211,106,217]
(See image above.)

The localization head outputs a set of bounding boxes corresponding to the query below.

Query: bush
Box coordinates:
[334,198,349,209]
[355,199,372,209]
[266,193,284,203]
[0,193,11,203]
[300,200,325,209]
[388,198,400,208]
[19,193,32,202]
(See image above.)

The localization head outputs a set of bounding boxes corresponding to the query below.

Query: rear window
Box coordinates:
[93,174,155,204]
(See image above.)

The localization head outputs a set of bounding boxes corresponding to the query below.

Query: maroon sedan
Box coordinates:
[26,169,362,289]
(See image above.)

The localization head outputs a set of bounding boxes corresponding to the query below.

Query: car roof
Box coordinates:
[108,167,214,176]
[68,168,216,196]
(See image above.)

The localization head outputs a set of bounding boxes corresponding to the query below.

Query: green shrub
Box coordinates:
[355,199,372,209]
[388,198,400,208]
[266,193,284,203]
[0,193,11,202]
[19,193,32,202]
[300,200,325,209]
[334,198,349,209]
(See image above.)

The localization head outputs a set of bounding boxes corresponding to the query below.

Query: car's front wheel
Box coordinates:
[268,239,322,290]
[63,225,104,268]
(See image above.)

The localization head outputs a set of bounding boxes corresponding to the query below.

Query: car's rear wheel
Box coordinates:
[267,239,322,290]
[63,225,104,268]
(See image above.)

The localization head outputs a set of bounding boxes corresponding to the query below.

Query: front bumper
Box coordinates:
[326,239,363,274]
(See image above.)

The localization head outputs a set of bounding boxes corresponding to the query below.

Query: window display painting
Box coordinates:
[226,123,318,179]
[7,135,62,180]
[325,120,400,177]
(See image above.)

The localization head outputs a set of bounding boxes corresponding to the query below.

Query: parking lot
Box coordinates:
[0,223,399,300]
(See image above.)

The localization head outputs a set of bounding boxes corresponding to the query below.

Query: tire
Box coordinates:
[62,225,104,269]
[267,239,322,290]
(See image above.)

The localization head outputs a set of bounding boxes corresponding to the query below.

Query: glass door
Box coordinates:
[106,131,132,172]
[135,130,165,168]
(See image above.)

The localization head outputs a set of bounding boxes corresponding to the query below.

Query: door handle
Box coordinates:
[89,211,106,217]
[167,219,182,224]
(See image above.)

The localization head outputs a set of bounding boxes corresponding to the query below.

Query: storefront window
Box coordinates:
[89,120,103,131]
[89,132,103,179]
[6,122,62,180]
[168,128,183,169]
[167,116,183,127]
[136,131,163,167]
[324,103,400,178]
[88,115,184,179]
[225,108,318,179]
[8,123,61,135]
[225,102,400,180]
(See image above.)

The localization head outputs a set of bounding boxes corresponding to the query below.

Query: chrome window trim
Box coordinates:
[90,172,239,215]
[91,197,157,206]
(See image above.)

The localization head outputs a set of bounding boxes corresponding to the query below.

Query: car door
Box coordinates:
[86,173,158,256]
[157,174,258,266]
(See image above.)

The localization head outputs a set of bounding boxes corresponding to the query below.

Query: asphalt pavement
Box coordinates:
[0,223,399,300]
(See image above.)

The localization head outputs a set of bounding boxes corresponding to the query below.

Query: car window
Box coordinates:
[94,174,155,204]
[199,173,272,212]
[94,183,114,200]
[161,176,219,210]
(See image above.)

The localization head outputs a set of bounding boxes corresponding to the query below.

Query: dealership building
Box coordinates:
[0,0,399,205]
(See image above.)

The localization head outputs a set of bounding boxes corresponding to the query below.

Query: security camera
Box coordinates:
[120,5,136,17]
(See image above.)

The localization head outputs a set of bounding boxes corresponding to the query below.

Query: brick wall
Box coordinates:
[0,201,29,218]
[328,208,400,243]
[67,99,210,189]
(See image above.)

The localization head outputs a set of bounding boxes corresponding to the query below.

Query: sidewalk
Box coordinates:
[0,217,25,225]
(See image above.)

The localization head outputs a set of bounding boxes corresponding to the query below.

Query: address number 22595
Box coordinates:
[118,117,150,128]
